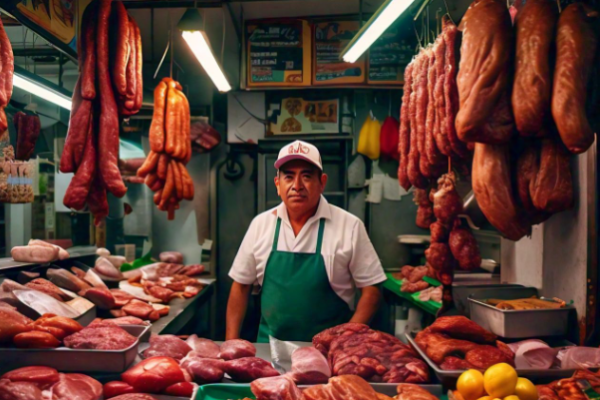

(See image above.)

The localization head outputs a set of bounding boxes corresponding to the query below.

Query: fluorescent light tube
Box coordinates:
[13,74,72,109]
[181,30,231,92]
[343,0,414,63]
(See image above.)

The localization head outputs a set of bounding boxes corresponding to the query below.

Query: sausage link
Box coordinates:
[0,20,7,107]
[137,151,159,178]
[157,153,169,180]
[110,1,130,96]
[172,160,183,201]
[80,2,97,100]
[61,79,92,173]
[160,162,175,208]
[179,90,191,162]
[179,163,194,201]
[97,0,127,198]
[165,81,179,157]
[132,19,143,112]
[0,17,13,106]
[150,81,168,153]
[153,189,162,205]
[64,110,96,210]
[0,108,7,133]
[87,174,109,226]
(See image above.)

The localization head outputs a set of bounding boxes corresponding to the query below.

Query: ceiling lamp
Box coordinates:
[13,66,72,109]
[341,0,416,63]
[178,8,231,93]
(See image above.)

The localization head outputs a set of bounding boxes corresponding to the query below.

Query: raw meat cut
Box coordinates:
[418,286,443,303]
[0,303,32,343]
[180,354,227,384]
[122,299,159,321]
[465,345,515,369]
[79,287,116,309]
[401,280,429,294]
[512,0,558,136]
[430,221,449,243]
[90,316,147,326]
[94,257,123,279]
[414,331,478,364]
[142,334,192,361]
[103,381,135,398]
[425,243,453,273]
[186,335,220,358]
[180,264,205,276]
[30,313,83,340]
[432,173,463,224]
[395,384,439,400]
[314,323,429,383]
[163,381,195,397]
[143,282,175,303]
[156,263,184,277]
[508,339,554,369]
[456,0,514,144]
[109,395,159,400]
[291,346,330,384]
[27,240,69,260]
[82,269,108,289]
[11,245,58,263]
[530,136,573,214]
[224,357,280,382]
[251,375,304,400]
[47,268,91,293]
[303,375,382,400]
[552,3,599,154]
[0,380,43,400]
[63,325,136,350]
[1,366,59,389]
[51,373,102,400]
[398,266,428,283]
[13,331,60,348]
[429,316,497,343]
[472,143,532,240]
[122,356,187,393]
[17,271,39,284]
[219,339,256,360]
[440,356,476,370]
[537,385,560,400]
[110,289,135,307]
[449,225,482,271]
[159,252,183,264]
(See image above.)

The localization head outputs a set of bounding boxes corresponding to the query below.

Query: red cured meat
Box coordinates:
[398,62,414,191]
[122,356,186,393]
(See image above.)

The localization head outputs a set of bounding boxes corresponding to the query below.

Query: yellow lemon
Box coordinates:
[484,363,518,398]
[457,369,486,400]
[515,378,538,400]
[504,396,521,400]
[477,396,495,400]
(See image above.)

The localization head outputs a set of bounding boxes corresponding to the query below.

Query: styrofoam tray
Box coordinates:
[0,324,150,374]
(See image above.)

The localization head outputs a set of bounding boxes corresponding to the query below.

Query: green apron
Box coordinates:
[257,217,352,343]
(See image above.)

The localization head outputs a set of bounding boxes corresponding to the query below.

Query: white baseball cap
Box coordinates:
[274,140,323,171]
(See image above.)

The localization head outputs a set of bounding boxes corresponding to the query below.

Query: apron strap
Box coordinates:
[272,218,282,251]
[316,218,325,254]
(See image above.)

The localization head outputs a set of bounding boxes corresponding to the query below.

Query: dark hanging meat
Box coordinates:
[430,221,449,243]
[552,3,599,154]
[515,141,550,224]
[14,112,41,161]
[425,43,446,170]
[530,135,574,214]
[433,173,463,225]
[455,0,514,144]
[449,224,482,271]
[425,243,454,282]
[442,17,469,157]
[417,49,442,179]
[512,0,558,137]
[433,31,451,157]
[407,52,429,189]
[414,189,434,229]
[0,17,14,133]
[472,143,531,241]
[399,61,415,191]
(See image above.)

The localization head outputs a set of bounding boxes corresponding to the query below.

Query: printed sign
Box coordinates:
[270,97,339,135]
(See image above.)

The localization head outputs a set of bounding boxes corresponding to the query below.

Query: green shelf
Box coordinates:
[383,273,442,315]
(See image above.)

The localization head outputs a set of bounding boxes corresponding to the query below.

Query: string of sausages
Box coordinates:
[0,17,14,133]
[60,0,143,225]
[137,77,194,221]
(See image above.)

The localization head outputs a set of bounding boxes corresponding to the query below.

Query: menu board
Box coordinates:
[367,23,413,85]
[312,21,365,86]
[246,19,311,87]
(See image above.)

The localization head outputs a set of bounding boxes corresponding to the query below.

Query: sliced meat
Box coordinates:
[224,357,280,382]
[142,334,192,361]
[79,287,116,310]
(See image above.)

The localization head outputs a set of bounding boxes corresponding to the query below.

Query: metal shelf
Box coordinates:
[0,245,97,272]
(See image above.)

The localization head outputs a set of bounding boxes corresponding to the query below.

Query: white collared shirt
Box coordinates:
[229,196,386,309]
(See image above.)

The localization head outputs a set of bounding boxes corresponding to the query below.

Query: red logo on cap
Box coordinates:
[288,143,309,155]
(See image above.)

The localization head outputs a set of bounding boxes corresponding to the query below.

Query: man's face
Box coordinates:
[275,160,327,214]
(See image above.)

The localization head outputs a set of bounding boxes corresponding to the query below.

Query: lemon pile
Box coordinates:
[456,363,539,400]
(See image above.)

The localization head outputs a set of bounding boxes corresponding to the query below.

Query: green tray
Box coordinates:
[195,384,254,400]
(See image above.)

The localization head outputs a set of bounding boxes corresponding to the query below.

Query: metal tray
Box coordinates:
[405,332,578,386]
[468,293,573,338]
[194,383,443,400]
[452,284,531,317]
[0,324,150,374]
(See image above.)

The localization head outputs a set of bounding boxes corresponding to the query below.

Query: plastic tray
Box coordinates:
[195,383,444,400]
[467,287,573,338]
[405,332,578,386]
[0,324,150,374]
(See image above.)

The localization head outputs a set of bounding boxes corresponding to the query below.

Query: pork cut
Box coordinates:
[142,334,192,361]
[122,299,159,321]
[186,335,221,358]
[51,373,103,400]
[0,304,32,343]
[303,375,383,400]
[180,354,227,384]
[224,357,280,382]
[396,384,440,400]
[250,375,304,400]
[25,279,70,302]
[429,316,497,343]
[47,268,91,293]
[79,287,116,310]
[94,257,123,279]
[1,366,59,389]
[291,347,331,384]
[109,395,159,400]
[219,339,256,360]
[449,225,482,271]
[63,325,136,350]
[0,380,43,400]
[110,289,135,307]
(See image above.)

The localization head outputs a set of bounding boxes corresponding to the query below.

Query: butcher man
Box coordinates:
[226,140,386,342]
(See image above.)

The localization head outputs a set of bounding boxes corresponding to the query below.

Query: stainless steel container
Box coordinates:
[453,285,536,317]
[0,324,150,374]
[468,288,573,338]
[405,332,576,386]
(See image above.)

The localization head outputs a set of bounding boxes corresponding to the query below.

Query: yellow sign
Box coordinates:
[270,98,339,135]
[17,0,76,44]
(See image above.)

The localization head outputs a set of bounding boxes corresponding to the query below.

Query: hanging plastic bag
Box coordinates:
[357,112,381,160]
[379,116,400,160]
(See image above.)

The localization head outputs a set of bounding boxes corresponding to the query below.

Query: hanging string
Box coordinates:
[442,0,455,25]
[556,0,562,13]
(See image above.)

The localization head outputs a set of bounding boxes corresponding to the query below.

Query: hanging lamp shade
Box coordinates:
[177,8,204,31]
